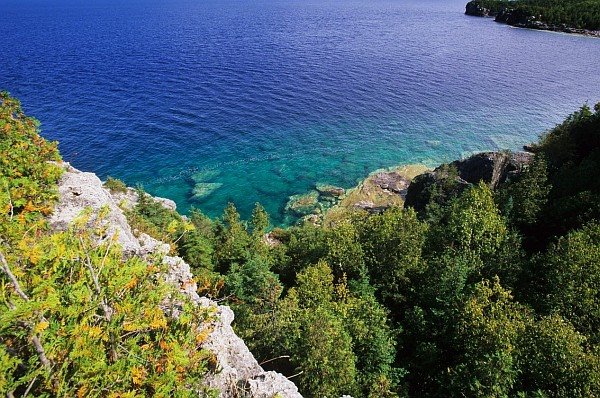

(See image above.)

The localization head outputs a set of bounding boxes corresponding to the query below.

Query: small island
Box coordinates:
[465,0,600,37]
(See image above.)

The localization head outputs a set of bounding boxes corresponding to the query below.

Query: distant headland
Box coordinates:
[465,0,600,37]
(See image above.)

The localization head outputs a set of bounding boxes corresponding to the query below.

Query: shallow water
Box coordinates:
[2,0,599,224]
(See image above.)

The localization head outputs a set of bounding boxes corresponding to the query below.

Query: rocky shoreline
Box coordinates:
[281,164,428,226]
[284,150,534,226]
[465,1,600,38]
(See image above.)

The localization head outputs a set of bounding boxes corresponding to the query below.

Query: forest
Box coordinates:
[2,91,600,397]
[466,0,600,30]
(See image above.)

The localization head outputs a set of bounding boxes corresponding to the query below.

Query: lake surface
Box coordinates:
[2,0,599,224]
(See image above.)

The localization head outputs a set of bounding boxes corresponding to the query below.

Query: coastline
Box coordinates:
[280,163,430,227]
[465,2,600,38]
[500,20,600,38]
[287,149,535,227]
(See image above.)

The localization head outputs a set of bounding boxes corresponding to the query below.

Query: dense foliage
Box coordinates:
[0,93,215,397]
[467,0,600,30]
[3,91,600,397]
[148,104,599,397]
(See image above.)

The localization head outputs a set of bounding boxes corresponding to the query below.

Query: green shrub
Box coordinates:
[0,92,62,221]
[103,176,128,193]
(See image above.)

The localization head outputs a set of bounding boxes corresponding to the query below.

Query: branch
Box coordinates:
[79,237,113,321]
[77,237,118,362]
[0,251,29,301]
[0,251,52,370]
[5,185,13,221]
[259,355,290,366]
[287,370,303,379]
[23,375,37,397]
[172,229,188,245]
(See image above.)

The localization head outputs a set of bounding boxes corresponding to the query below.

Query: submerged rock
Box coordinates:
[191,182,224,201]
[285,191,321,216]
[191,169,221,183]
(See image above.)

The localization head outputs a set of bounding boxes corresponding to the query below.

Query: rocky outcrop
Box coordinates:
[465,0,494,17]
[449,151,533,190]
[316,184,345,199]
[49,162,302,398]
[405,151,533,212]
[404,169,470,213]
[370,171,411,196]
[50,163,142,255]
[352,200,390,214]
[494,9,600,37]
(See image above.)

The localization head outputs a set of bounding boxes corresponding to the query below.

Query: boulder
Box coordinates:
[352,200,390,214]
[370,171,411,195]
[316,183,345,198]
[450,151,533,189]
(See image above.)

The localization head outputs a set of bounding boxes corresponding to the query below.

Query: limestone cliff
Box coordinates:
[49,162,302,398]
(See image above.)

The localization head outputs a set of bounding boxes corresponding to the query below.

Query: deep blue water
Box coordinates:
[2,0,599,224]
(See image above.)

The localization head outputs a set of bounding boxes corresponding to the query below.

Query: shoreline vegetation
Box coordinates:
[3,90,600,397]
[465,0,600,37]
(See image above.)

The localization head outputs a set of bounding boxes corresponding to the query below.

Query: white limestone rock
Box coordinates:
[110,186,177,211]
[49,163,141,255]
[48,162,303,398]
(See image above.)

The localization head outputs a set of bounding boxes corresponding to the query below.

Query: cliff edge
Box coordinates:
[49,162,302,398]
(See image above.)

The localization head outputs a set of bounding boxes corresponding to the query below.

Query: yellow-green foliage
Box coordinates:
[0,216,214,397]
[0,93,214,397]
[0,92,62,221]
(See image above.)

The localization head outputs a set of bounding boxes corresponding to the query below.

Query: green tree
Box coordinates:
[213,202,250,273]
[247,202,272,262]
[296,307,357,398]
[529,223,600,342]
[516,315,600,397]
[450,278,529,397]
[497,155,551,228]
[431,182,508,259]
[357,207,427,309]
[324,221,366,282]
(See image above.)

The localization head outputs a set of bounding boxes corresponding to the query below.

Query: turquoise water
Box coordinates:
[1,0,599,224]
